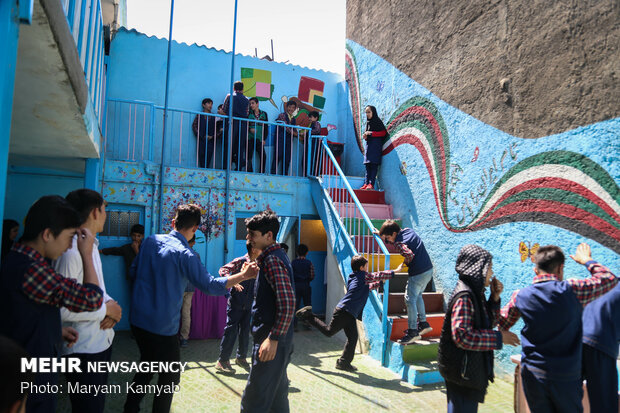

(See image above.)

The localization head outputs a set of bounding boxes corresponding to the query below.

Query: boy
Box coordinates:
[179,235,197,348]
[247,97,268,173]
[56,189,122,413]
[308,111,322,176]
[0,195,104,413]
[296,254,395,371]
[271,100,298,176]
[241,210,295,412]
[291,243,315,329]
[378,220,433,344]
[100,224,144,279]
[498,243,617,412]
[191,98,216,168]
[124,204,257,413]
[216,241,261,373]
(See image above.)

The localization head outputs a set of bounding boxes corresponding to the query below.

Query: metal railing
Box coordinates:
[61,0,106,125]
[315,137,393,366]
[105,99,319,177]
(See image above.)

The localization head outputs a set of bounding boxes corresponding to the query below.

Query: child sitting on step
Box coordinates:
[296,254,396,372]
[377,219,434,344]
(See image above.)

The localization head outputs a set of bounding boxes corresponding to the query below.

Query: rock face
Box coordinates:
[346,0,619,138]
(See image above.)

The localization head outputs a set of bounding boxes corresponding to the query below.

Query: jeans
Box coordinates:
[446,381,480,413]
[218,304,252,361]
[123,325,181,413]
[364,163,379,186]
[405,268,433,330]
[307,307,358,364]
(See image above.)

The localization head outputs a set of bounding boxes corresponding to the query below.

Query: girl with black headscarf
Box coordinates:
[361,106,387,190]
[437,245,519,412]
[1,219,19,260]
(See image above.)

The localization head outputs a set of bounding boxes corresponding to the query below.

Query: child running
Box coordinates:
[216,241,261,373]
[296,254,395,371]
[361,105,388,190]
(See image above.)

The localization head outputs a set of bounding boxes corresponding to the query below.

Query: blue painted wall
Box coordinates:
[344,39,620,373]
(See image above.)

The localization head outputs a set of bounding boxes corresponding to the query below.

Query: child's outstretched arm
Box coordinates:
[365,270,394,290]
[567,243,617,307]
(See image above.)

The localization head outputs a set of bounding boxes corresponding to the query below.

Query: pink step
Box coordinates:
[334,202,393,219]
[352,235,399,253]
[329,188,386,205]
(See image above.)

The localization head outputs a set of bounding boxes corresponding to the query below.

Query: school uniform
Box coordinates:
[292,256,315,311]
[241,244,295,413]
[499,261,617,413]
[271,112,296,176]
[363,106,388,187]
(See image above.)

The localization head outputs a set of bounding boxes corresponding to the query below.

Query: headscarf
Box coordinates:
[455,244,493,295]
[365,106,387,133]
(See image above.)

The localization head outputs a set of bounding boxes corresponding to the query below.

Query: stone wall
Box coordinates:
[346,0,619,138]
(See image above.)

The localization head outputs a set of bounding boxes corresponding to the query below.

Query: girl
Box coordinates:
[361,106,387,190]
[438,245,519,412]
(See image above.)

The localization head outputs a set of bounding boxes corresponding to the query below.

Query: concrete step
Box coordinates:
[341,218,402,236]
[402,360,444,386]
[386,341,444,386]
[321,176,365,189]
[334,202,393,219]
[389,312,445,340]
[329,188,386,205]
[362,253,404,272]
[381,292,445,315]
[351,235,399,254]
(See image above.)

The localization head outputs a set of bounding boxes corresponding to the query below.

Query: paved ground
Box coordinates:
[57,330,515,412]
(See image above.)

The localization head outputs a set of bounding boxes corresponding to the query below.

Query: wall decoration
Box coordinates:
[345,44,364,153]
[240,67,277,108]
[519,241,540,263]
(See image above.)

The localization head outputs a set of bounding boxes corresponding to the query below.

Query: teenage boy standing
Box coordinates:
[241,210,295,412]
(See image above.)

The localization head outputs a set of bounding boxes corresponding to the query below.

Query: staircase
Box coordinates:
[310,139,446,385]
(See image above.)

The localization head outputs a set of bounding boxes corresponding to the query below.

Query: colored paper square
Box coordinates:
[308,89,323,105]
[255,82,270,98]
[253,69,271,83]
[298,76,324,102]
[240,67,254,79]
[312,95,326,109]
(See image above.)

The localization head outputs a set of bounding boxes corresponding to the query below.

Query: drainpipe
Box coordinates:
[224,0,239,256]
[158,0,175,232]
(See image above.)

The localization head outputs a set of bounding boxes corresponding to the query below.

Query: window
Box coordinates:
[101,208,142,238]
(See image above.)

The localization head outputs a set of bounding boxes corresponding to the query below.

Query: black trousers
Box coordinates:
[583,343,618,413]
[123,325,180,413]
[246,138,267,173]
[307,307,358,364]
[64,346,113,413]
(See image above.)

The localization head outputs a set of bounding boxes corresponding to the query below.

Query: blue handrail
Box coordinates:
[318,137,393,366]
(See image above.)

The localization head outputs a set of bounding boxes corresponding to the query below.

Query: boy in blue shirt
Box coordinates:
[296,254,395,371]
[292,243,315,330]
[378,220,434,344]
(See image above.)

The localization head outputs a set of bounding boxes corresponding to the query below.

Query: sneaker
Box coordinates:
[360,184,369,190]
[215,360,235,374]
[335,360,358,372]
[398,329,421,345]
[179,338,189,348]
[235,357,250,370]
[295,306,314,321]
[418,321,432,337]
[366,184,374,190]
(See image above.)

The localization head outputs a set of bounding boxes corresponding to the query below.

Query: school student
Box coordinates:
[241,210,295,412]
[498,243,617,413]
[296,254,394,371]
[360,105,387,190]
[291,243,315,325]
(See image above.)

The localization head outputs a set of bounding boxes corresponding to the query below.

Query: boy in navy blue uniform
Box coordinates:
[378,220,434,344]
[292,243,315,329]
[498,243,617,413]
[296,254,394,371]
[241,210,296,412]
[216,241,261,373]
[582,282,620,412]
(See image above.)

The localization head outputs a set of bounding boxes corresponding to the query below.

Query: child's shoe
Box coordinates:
[360,184,369,190]
[235,357,250,370]
[418,321,432,336]
[335,360,358,372]
[398,329,421,345]
[295,306,314,321]
[366,184,374,190]
[215,360,236,374]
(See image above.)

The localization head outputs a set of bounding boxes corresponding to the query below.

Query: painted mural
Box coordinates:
[240,67,277,108]
[344,39,620,371]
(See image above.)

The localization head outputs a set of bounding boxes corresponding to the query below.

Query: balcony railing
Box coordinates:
[105,98,328,178]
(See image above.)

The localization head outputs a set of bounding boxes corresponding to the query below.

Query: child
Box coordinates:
[216,240,261,373]
[361,105,388,190]
[292,243,315,322]
[241,210,295,412]
[438,245,520,412]
[296,254,394,371]
[179,235,197,348]
[308,111,322,176]
[0,195,104,413]
[378,219,433,344]
[100,223,144,279]
[498,243,617,412]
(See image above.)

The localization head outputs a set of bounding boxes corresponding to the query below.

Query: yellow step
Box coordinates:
[361,253,404,272]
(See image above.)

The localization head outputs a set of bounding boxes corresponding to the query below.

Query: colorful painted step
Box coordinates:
[385,273,435,293]
[341,218,402,236]
[400,340,441,364]
[389,312,445,340]
[361,253,404,272]
[329,188,386,205]
[334,202,393,219]
[352,235,399,254]
[401,360,444,386]
[382,292,445,315]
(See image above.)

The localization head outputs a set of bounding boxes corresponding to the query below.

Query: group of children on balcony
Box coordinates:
[191,81,322,176]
